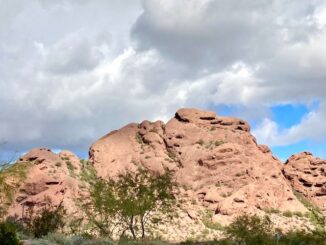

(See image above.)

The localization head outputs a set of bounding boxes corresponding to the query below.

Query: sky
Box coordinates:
[1,0,326,162]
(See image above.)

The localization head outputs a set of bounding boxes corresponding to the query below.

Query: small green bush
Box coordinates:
[201,210,224,231]
[28,203,66,238]
[135,132,144,145]
[5,216,33,240]
[196,139,204,145]
[0,221,21,245]
[225,214,274,245]
[263,207,281,214]
[283,210,293,217]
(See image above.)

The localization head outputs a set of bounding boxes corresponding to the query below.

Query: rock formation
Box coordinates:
[3,108,324,241]
[283,152,326,212]
[7,148,86,219]
[90,108,307,217]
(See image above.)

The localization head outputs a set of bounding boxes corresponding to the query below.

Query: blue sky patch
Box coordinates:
[272,139,326,162]
[270,101,320,130]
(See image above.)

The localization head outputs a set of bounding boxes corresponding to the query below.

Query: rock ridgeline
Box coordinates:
[89,108,306,217]
[3,108,326,240]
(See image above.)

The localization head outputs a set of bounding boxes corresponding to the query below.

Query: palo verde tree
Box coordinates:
[84,167,175,239]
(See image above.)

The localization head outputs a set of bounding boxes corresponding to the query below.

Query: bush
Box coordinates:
[5,216,33,240]
[0,221,22,245]
[27,202,66,238]
[221,213,326,245]
[225,214,274,245]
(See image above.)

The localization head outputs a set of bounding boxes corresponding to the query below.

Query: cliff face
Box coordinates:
[89,108,306,216]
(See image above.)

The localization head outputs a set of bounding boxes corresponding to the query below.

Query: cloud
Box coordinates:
[38,31,109,75]
[132,0,321,72]
[253,103,326,146]
[1,0,326,158]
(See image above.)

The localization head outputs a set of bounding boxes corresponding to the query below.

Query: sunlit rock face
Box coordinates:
[90,108,307,216]
[8,148,86,218]
[283,151,326,212]
[5,108,321,242]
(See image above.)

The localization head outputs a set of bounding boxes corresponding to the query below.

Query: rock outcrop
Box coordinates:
[283,152,326,211]
[90,108,307,217]
[4,108,324,241]
[7,148,86,219]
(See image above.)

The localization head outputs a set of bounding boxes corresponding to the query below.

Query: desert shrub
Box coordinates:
[135,132,145,145]
[0,221,22,245]
[293,190,326,244]
[278,229,326,245]
[27,202,66,238]
[282,211,293,217]
[196,139,204,145]
[225,214,274,245]
[293,191,325,229]
[79,160,97,184]
[263,207,281,214]
[5,216,33,240]
[201,210,224,231]
[67,217,85,235]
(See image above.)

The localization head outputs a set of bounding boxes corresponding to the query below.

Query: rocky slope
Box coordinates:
[3,108,325,241]
[90,108,306,217]
[7,148,87,219]
[283,151,326,212]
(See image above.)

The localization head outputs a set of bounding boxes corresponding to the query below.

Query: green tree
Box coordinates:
[84,168,175,239]
[82,177,120,237]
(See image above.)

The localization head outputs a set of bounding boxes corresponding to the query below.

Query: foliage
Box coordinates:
[220,213,326,245]
[195,139,204,145]
[79,159,98,184]
[205,140,225,150]
[81,176,120,237]
[0,161,32,219]
[293,190,325,231]
[225,214,274,245]
[66,161,76,176]
[0,221,22,245]
[278,229,326,245]
[135,133,145,145]
[28,233,114,245]
[201,210,224,231]
[5,216,33,240]
[26,201,66,238]
[67,217,85,235]
[83,168,175,239]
